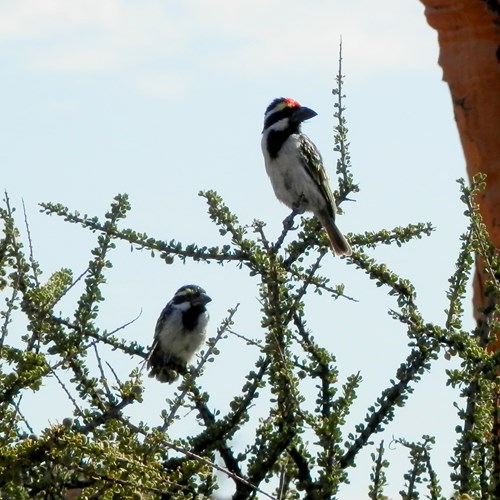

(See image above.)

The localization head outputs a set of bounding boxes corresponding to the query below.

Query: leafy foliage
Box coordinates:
[0,64,499,499]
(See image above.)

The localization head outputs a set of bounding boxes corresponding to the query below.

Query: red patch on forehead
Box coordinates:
[284,98,300,108]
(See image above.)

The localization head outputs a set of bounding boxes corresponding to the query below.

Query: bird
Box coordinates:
[261,97,352,256]
[147,284,212,383]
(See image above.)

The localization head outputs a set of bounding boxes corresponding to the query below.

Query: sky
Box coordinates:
[0,1,473,498]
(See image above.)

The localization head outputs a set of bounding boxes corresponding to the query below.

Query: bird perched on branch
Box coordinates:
[147,284,211,383]
[261,97,351,256]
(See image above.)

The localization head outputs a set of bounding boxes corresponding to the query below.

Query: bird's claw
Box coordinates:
[283,211,298,231]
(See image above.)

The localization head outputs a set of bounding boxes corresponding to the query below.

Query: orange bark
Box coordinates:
[421,0,500,348]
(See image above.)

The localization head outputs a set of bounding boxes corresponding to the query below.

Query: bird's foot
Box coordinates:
[283,211,299,231]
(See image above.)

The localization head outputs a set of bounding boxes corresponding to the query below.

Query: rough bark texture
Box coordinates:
[421,0,500,349]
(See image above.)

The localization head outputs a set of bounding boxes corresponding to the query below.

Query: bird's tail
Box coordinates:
[317,215,352,256]
[147,344,186,383]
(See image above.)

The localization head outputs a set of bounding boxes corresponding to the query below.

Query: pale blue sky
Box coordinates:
[1,1,471,498]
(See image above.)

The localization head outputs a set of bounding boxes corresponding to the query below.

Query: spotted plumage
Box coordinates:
[261,97,351,255]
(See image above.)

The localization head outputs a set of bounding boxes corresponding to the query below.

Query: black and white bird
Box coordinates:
[147,285,211,383]
[261,97,351,256]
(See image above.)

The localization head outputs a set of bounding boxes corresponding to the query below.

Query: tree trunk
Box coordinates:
[421,0,500,347]
[421,2,500,489]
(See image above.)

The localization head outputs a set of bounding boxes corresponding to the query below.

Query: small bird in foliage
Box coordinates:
[261,97,351,256]
[147,284,211,383]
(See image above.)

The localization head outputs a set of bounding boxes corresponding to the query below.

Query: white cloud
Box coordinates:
[133,72,191,99]
[28,46,122,72]
[190,0,437,77]
[0,1,112,39]
[0,0,180,42]
[0,0,187,73]
[0,0,438,82]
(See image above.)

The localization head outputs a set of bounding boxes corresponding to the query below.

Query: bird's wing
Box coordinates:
[154,302,173,339]
[298,134,337,218]
[146,302,172,365]
[147,302,173,369]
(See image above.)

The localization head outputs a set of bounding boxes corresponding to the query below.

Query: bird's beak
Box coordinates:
[193,293,212,306]
[292,106,318,123]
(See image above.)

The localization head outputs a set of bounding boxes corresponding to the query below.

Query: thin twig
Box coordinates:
[49,366,84,418]
[21,199,40,288]
[287,250,327,324]
[228,328,263,349]
[273,210,299,252]
[161,305,239,430]
[122,416,276,500]
[15,399,35,435]
[0,283,18,352]
[93,344,114,402]
[105,361,124,387]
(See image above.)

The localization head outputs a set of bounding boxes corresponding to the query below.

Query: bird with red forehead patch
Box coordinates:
[261,97,351,255]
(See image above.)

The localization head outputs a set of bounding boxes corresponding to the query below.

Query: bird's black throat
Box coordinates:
[266,122,301,159]
[182,304,207,331]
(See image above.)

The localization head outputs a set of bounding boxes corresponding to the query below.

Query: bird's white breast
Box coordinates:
[157,309,208,364]
[261,133,327,213]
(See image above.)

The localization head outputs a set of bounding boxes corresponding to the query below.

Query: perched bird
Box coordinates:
[147,284,211,383]
[261,97,352,256]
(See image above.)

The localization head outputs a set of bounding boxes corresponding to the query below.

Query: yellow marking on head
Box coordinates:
[274,98,300,113]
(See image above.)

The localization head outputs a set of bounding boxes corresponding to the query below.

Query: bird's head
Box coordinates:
[172,284,212,309]
[262,97,317,133]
